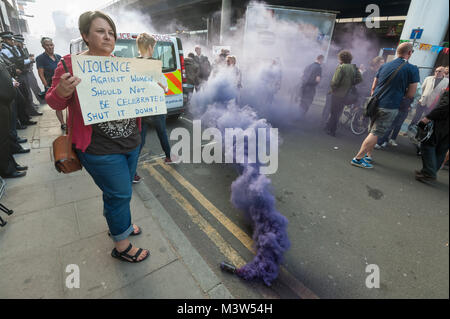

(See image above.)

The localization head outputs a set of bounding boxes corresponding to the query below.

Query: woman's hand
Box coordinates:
[56,73,81,98]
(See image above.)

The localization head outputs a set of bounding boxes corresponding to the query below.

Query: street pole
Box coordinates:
[220,0,231,45]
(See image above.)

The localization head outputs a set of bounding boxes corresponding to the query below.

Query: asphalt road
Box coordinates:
[137,98,449,299]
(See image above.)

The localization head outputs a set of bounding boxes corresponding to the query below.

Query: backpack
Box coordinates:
[344,65,362,105]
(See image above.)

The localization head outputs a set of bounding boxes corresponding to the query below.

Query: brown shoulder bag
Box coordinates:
[52,57,82,174]
[52,109,82,174]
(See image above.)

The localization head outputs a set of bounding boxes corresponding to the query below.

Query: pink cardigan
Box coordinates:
[46,54,141,152]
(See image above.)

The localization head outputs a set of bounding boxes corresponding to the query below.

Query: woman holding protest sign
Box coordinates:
[46,11,149,263]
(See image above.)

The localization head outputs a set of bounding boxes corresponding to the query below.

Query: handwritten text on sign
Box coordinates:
[71,55,167,125]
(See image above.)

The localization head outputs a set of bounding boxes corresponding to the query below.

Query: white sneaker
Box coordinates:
[374,144,382,150]
[389,139,398,146]
[381,142,388,148]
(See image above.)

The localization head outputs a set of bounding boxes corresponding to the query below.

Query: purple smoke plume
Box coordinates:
[231,165,290,286]
[193,66,291,286]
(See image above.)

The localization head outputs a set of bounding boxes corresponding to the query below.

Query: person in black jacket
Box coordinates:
[415,87,449,183]
[299,55,324,118]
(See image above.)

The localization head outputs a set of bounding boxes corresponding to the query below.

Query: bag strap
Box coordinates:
[374,60,407,99]
[60,57,74,154]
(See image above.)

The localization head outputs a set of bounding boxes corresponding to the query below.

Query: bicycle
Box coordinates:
[339,104,370,135]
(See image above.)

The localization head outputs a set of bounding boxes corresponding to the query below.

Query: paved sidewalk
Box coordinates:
[0,105,232,299]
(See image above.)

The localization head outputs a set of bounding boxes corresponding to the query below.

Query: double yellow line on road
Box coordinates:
[141,161,319,299]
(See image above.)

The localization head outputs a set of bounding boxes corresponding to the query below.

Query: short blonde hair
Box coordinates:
[136,33,156,54]
[397,42,413,56]
[226,55,236,64]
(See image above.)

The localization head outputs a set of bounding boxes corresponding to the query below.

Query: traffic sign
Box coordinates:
[410,28,423,40]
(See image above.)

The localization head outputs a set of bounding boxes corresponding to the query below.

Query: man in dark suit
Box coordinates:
[0,55,27,178]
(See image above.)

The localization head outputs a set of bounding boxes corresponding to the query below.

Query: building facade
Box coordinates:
[0,0,29,34]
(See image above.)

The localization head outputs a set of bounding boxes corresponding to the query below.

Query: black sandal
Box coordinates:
[111,243,150,263]
[108,225,142,237]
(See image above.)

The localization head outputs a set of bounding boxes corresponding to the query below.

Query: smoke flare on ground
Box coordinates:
[194,63,290,286]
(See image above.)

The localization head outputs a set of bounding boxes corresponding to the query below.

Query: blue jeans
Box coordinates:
[378,109,410,145]
[76,147,139,242]
[140,115,171,158]
[420,139,449,178]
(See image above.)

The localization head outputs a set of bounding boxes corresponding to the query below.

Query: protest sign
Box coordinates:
[71,55,167,125]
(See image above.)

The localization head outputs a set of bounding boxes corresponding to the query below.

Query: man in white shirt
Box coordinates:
[411,66,449,126]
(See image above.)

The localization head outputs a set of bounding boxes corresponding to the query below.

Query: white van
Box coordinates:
[69,32,189,117]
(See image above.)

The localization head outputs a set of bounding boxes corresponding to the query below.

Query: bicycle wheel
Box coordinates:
[351,108,370,135]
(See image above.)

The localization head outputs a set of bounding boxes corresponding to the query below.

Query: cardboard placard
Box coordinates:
[71,55,167,125]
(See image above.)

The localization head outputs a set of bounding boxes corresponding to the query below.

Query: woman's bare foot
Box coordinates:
[132,224,140,234]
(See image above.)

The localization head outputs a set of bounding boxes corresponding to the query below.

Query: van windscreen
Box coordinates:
[113,39,177,73]
[153,41,177,73]
[113,40,139,58]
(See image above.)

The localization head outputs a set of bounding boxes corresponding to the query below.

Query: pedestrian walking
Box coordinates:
[351,42,420,168]
[375,82,422,149]
[226,55,242,91]
[299,55,323,118]
[325,50,362,136]
[225,55,242,104]
[359,57,385,101]
[261,58,282,106]
[212,48,229,75]
[184,52,201,100]
[46,11,149,263]
[415,87,449,184]
[193,45,211,85]
[133,33,177,183]
[36,37,65,130]
[410,66,448,127]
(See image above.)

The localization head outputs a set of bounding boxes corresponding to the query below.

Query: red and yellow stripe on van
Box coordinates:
[164,69,182,95]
